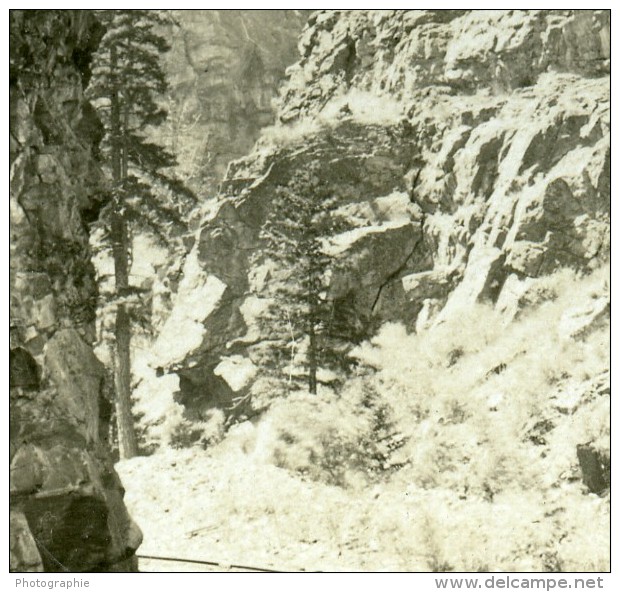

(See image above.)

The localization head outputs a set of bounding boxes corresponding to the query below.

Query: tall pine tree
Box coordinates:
[87,10,195,458]
[253,163,355,395]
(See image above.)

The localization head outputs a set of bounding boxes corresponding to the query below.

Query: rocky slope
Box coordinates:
[10,10,141,572]
[148,10,609,433]
[157,10,310,194]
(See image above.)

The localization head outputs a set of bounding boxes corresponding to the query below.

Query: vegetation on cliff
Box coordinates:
[119,262,609,571]
[118,10,609,573]
[10,8,609,574]
[251,163,361,396]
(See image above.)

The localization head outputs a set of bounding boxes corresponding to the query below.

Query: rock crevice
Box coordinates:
[146,10,609,448]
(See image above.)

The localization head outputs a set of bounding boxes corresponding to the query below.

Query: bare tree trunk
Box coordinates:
[111,209,138,459]
[307,274,318,395]
[114,302,138,458]
[109,45,138,459]
[285,307,296,390]
[308,323,317,395]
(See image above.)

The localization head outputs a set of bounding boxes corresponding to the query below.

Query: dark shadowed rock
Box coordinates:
[10,10,141,572]
[577,444,610,495]
[156,10,311,194]
[10,347,40,388]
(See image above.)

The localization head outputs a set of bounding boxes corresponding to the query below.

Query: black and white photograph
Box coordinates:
[8,6,612,577]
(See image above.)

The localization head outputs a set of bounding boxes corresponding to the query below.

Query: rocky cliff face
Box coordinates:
[157,10,310,194]
[10,10,141,572]
[148,10,609,445]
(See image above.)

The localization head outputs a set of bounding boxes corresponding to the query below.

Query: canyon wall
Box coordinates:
[10,10,142,572]
[157,10,310,195]
[150,10,609,426]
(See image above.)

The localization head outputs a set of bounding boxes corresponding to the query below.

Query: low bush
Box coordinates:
[251,378,404,487]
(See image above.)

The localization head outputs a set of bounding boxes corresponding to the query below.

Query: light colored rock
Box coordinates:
[44,328,104,444]
[214,355,258,392]
[159,10,609,429]
[10,510,43,572]
[10,444,45,494]
[559,296,609,340]
[402,269,452,300]
[33,294,56,330]
[506,241,546,276]
[152,249,229,367]
[437,246,504,322]
[335,191,417,227]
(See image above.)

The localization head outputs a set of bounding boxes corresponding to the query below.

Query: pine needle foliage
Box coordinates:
[87,10,196,458]
[253,162,355,395]
[88,10,196,242]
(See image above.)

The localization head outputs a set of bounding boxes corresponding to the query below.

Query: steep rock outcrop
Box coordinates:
[151,121,429,417]
[152,10,609,431]
[10,10,141,572]
[157,10,310,194]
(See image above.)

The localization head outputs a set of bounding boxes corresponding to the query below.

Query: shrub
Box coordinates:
[169,409,225,450]
[253,378,405,487]
[351,265,610,498]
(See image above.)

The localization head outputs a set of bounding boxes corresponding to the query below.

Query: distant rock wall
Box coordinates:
[10,10,141,572]
[157,10,310,194]
[280,10,609,121]
[150,10,609,432]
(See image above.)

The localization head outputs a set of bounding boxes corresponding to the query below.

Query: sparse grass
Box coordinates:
[351,265,609,492]
[246,379,402,487]
[119,265,609,571]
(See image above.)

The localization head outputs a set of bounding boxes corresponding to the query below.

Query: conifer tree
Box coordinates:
[87,10,195,458]
[254,163,354,395]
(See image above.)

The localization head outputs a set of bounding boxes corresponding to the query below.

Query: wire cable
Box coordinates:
[136,553,285,573]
